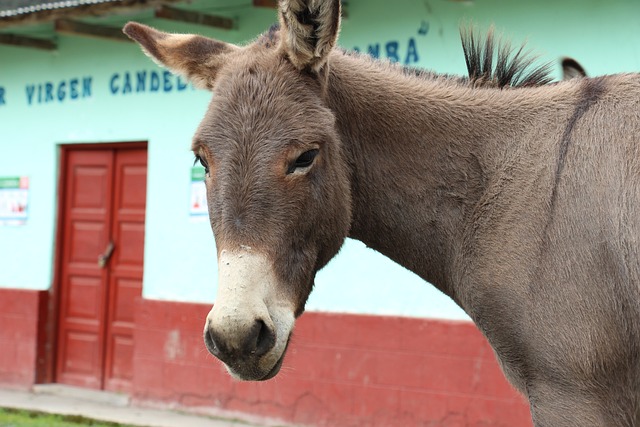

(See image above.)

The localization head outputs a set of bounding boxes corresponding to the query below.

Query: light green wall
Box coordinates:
[0,0,638,319]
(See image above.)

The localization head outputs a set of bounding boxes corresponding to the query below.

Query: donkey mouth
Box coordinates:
[236,335,291,381]
[207,333,292,381]
[257,351,286,381]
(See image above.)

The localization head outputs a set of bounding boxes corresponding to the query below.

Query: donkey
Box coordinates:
[124,0,640,425]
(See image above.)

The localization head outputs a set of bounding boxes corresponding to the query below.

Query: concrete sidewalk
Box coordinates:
[0,385,286,427]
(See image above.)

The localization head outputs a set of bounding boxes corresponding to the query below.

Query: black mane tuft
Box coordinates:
[460,26,553,88]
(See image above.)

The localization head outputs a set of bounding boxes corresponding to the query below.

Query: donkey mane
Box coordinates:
[401,27,554,89]
[349,28,553,90]
[460,26,553,88]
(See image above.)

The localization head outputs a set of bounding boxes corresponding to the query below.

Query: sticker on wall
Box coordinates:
[0,176,29,226]
[190,167,208,222]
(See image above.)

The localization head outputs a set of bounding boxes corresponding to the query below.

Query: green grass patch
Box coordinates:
[0,408,141,427]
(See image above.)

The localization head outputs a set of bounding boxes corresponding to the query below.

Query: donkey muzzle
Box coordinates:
[204,249,295,381]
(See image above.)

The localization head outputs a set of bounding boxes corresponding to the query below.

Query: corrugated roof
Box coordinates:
[0,0,120,18]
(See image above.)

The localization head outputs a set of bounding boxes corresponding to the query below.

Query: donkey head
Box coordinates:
[124,0,351,380]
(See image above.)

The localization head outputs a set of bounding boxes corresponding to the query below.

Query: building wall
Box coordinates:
[1,0,639,317]
[0,0,639,425]
[0,289,47,388]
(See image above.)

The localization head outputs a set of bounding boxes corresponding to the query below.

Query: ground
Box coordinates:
[0,408,136,427]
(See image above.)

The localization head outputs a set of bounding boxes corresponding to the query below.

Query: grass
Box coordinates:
[0,408,140,427]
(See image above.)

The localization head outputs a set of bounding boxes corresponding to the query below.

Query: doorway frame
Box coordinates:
[41,141,148,386]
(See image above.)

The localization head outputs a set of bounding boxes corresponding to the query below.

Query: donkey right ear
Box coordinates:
[123,22,239,90]
[278,0,341,73]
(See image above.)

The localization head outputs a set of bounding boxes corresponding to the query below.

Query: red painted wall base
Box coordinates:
[133,299,532,427]
[0,290,532,425]
[0,289,48,389]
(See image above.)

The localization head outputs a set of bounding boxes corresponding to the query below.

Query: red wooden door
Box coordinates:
[56,145,147,392]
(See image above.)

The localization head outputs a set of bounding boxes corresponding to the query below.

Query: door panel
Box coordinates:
[66,276,102,320]
[56,145,146,391]
[56,150,113,389]
[103,148,146,392]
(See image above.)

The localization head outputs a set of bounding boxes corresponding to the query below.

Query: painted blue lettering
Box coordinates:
[355,38,422,64]
[26,85,35,105]
[405,37,419,65]
[57,81,66,102]
[82,77,92,97]
[150,71,160,92]
[177,76,188,91]
[0,87,5,105]
[386,41,399,63]
[45,82,54,103]
[109,74,119,95]
[367,43,380,58]
[418,21,429,36]
[122,72,132,94]
[136,71,147,92]
[38,84,42,103]
[163,71,173,92]
[70,79,79,99]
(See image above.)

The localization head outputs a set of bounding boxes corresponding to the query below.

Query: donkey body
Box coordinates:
[125,1,640,425]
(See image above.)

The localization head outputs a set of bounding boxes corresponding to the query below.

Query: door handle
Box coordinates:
[98,241,115,268]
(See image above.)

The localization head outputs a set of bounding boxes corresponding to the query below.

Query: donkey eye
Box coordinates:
[194,155,209,174]
[288,149,319,174]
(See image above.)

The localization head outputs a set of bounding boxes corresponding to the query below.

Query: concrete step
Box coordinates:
[0,386,275,427]
[33,384,130,407]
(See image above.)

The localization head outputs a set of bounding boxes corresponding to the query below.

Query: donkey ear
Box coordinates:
[278,0,341,72]
[561,57,587,80]
[123,22,239,90]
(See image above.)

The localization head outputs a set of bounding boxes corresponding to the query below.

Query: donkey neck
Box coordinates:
[326,52,532,303]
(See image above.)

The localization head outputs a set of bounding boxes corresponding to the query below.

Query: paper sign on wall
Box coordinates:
[190,167,208,222]
[0,176,29,226]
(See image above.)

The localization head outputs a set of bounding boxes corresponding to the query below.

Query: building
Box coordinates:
[1,0,638,425]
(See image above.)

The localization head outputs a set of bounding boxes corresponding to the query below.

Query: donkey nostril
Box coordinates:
[253,320,276,357]
[204,325,222,358]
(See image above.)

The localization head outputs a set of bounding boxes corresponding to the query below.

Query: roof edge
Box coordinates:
[0,0,181,29]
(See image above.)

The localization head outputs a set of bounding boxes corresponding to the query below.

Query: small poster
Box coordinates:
[190,167,208,222]
[0,176,29,226]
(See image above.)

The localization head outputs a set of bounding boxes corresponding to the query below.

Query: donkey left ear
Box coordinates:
[123,22,239,90]
[278,0,341,73]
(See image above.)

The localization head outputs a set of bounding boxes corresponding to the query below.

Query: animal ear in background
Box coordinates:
[561,57,587,80]
[278,0,341,73]
[123,22,239,90]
